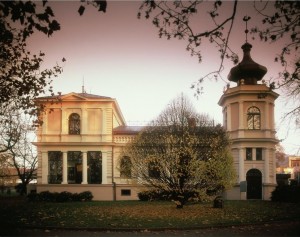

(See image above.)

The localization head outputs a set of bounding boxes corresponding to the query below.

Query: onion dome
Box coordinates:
[228,42,267,85]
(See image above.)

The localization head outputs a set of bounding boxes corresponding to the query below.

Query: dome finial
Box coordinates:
[243,15,251,43]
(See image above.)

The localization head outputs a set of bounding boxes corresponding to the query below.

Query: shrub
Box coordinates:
[26,191,93,202]
[39,191,55,202]
[78,191,93,201]
[271,185,300,203]
[56,191,73,202]
[138,189,199,203]
[27,192,39,202]
[138,190,156,201]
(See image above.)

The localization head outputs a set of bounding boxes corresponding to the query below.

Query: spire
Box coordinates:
[82,77,86,94]
[243,15,251,43]
[227,16,267,85]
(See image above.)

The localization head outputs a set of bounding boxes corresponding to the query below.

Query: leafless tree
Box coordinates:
[124,95,236,207]
[0,107,37,195]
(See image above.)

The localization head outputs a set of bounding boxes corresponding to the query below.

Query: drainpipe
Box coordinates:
[112,146,116,201]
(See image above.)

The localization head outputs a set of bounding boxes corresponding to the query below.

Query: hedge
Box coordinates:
[27,191,93,202]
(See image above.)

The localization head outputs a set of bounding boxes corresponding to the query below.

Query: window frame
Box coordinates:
[67,151,82,184]
[256,148,263,161]
[121,189,131,196]
[48,151,62,184]
[247,106,261,130]
[87,151,102,184]
[246,148,252,161]
[69,113,81,135]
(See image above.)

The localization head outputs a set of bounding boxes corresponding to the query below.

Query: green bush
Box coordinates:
[271,185,300,203]
[27,191,93,202]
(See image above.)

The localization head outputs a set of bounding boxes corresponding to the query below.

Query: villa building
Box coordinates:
[34,42,279,201]
[33,93,142,200]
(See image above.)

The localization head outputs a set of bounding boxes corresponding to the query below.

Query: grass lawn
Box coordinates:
[0,197,299,229]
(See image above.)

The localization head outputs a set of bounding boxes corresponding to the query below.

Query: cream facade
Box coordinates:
[34,92,142,200]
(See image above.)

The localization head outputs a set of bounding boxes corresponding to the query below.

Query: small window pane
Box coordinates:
[246,148,252,160]
[48,151,62,184]
[67,151,82,184]
[88,151,102,184]
[121,189,131,196]
[256,148,262,161]
[247,107,261,130]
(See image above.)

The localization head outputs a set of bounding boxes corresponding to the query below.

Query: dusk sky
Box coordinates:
[27,1,298,155]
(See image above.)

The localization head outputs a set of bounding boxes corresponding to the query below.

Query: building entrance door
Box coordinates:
[246,169,262,199]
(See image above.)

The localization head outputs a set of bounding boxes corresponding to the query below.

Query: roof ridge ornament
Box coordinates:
[243,15,251,43]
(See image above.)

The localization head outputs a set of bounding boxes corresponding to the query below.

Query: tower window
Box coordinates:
[256,148,263,160]
[246,148,252,160]
[247,106,260,130]
[69,113,80,134]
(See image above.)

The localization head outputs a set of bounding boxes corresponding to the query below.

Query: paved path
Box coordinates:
[1,221,299,237]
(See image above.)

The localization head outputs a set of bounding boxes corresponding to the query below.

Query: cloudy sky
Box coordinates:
[27,1,298,155]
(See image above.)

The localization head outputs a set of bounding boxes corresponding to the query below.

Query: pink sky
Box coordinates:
[27,1,298,155]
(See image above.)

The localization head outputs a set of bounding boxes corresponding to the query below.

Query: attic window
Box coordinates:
[69,113,80,134]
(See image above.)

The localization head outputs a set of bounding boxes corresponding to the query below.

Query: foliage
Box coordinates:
[0,1,62,123]
[27,191,93,202]
[138,1,300,127]
[0,1,107,125]
[252,1,300,128]
[124,95,236,207]
[0,199,300,229]
[271,185,300,203]
[275,143,288,168]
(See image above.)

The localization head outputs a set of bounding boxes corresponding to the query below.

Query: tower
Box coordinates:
[218,18,279,200]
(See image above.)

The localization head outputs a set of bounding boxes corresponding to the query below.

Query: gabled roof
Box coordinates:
[36,92,126,126]
[37,92,112,101]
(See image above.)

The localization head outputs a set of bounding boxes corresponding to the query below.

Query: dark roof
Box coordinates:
[113,126,145,135]
[228,42,267,85]
[76,93,112,99]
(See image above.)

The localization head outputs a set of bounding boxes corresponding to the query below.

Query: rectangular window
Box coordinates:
[256,148,263,161]
[87,151,102,184]
[246,148,252,160]
[121,189,131,196]
[48,151,62,184]
[68,151,82,184]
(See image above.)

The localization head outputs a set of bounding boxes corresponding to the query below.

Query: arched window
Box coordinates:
[247,106,260,130]
[69,113,80,134]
